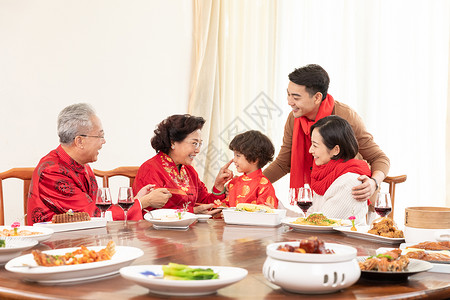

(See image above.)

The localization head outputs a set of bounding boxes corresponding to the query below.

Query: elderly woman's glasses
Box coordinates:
[185,141,203,149]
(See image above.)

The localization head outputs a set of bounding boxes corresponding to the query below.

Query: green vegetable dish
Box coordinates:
[162,263,219,280]
[0,239,4,248]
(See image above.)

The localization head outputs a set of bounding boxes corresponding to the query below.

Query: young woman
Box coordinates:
[308,115,371,224]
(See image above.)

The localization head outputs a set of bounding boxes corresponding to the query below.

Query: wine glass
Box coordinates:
[95,187,112,219]
[297,187,313,217]
[374,192,392,218]
[118,187,135,223]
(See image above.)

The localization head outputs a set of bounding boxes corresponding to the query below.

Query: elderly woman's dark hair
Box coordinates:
[229,130,274,169]
[288,64,330,101]
[151,114,206,154]
[310,115,358,161]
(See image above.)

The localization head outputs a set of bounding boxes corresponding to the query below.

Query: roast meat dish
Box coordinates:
[367,218,404,238]
[407,241,450,251]
[359,249,410,272]
[277,237,334,254]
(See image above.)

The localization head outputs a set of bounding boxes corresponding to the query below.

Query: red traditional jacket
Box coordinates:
[223,169,278,208]
[27,145,142,224]
[133,152,226,213]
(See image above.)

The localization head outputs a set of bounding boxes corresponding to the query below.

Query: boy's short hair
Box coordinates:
[229,130,274,169]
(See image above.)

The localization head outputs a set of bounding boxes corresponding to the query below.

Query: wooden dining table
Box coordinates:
[0,219,449,299]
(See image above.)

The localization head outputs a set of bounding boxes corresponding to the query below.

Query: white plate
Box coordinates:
[222,209,286,227]
[120,265,248,296]
[334,226,405,244]
[5,244,144,284]
[357,257,432,280]
[144,209,197,229]
[195,214,212,222]
[33,218,107,233]
[0,226,54,242]
[282,217,351,232]
[0,238,39,264]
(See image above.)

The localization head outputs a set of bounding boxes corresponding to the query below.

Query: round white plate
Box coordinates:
[5,244,143,284]
[357,257,432,280]
[0,238,39,264]
[282,217,351,232]
[144,209,197,229]
[334,226,405,244]
[33,218,107,232]
[120,265,248,296]
[0,226,54,242]
[195,214,212,222]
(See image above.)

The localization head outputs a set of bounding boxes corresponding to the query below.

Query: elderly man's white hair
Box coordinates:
[57,103,96,145]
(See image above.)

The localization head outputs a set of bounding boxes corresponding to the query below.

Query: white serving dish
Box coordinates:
[6,244,143,284]
[33,218,107,233]
[120,265,247,296]
[282,217,351,232]
[222,209,286,227]
[404,226,450,244]
[0,238,39,264]
[195,214,212,222]
[0,226,54,242]
[263,242,360,294]
[144,209,198,229]
[334,225,404,244]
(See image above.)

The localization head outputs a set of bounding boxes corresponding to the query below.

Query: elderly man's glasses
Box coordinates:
[80,134,105,139]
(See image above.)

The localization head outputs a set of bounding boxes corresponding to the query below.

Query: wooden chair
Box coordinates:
[0,168,35,225]
[93,166,139,188]
[383,175,407,219]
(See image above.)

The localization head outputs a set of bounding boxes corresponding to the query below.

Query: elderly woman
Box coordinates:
[27,103,154,224]
[133,114,233,214]
[307,115,371,224]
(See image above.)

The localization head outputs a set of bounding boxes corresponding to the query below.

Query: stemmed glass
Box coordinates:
[118,187,135,223]
[96,187,113,219]
[296,187,313,217]
[374,192,392,218]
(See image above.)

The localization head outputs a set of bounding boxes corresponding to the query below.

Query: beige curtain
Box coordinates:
[189,0,281,188]
[447,44,450,207]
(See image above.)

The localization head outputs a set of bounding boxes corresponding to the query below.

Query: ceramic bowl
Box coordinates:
[262,242,360,294]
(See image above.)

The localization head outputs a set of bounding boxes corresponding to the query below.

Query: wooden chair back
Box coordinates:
[0,168,35,225]
[382,175,407,219]
[93,166,139,188]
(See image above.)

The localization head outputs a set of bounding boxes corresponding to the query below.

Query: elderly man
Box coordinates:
[263,64,390,201]
[27,103,154,224]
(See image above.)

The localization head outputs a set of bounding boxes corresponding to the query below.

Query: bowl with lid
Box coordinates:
[262,240,360,294]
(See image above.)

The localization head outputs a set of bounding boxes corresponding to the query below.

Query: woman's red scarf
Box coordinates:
[290,94,335,188]
[311,159,371,196]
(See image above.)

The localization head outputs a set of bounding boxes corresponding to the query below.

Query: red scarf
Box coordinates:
[311,159,371,196]
[290,94,335,188]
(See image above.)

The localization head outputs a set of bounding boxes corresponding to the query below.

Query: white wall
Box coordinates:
[0,0,194,224]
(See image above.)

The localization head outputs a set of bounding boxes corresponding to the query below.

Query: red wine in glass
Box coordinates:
[96,187,112,218]
[118,187,134,223]
[297,201,313,213]
[374,207,392,217]
[375,192,392,218]
[96,203,112,212]
[118,202,134,211]
[297,187,313,217]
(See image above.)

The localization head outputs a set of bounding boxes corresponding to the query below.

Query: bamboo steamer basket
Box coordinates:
[405,207,450,229]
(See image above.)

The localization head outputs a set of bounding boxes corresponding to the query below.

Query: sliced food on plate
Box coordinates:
[291,213,345,226]
[367,218,404,238]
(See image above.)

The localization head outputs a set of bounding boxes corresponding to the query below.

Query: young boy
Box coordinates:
[221,130,278,208]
